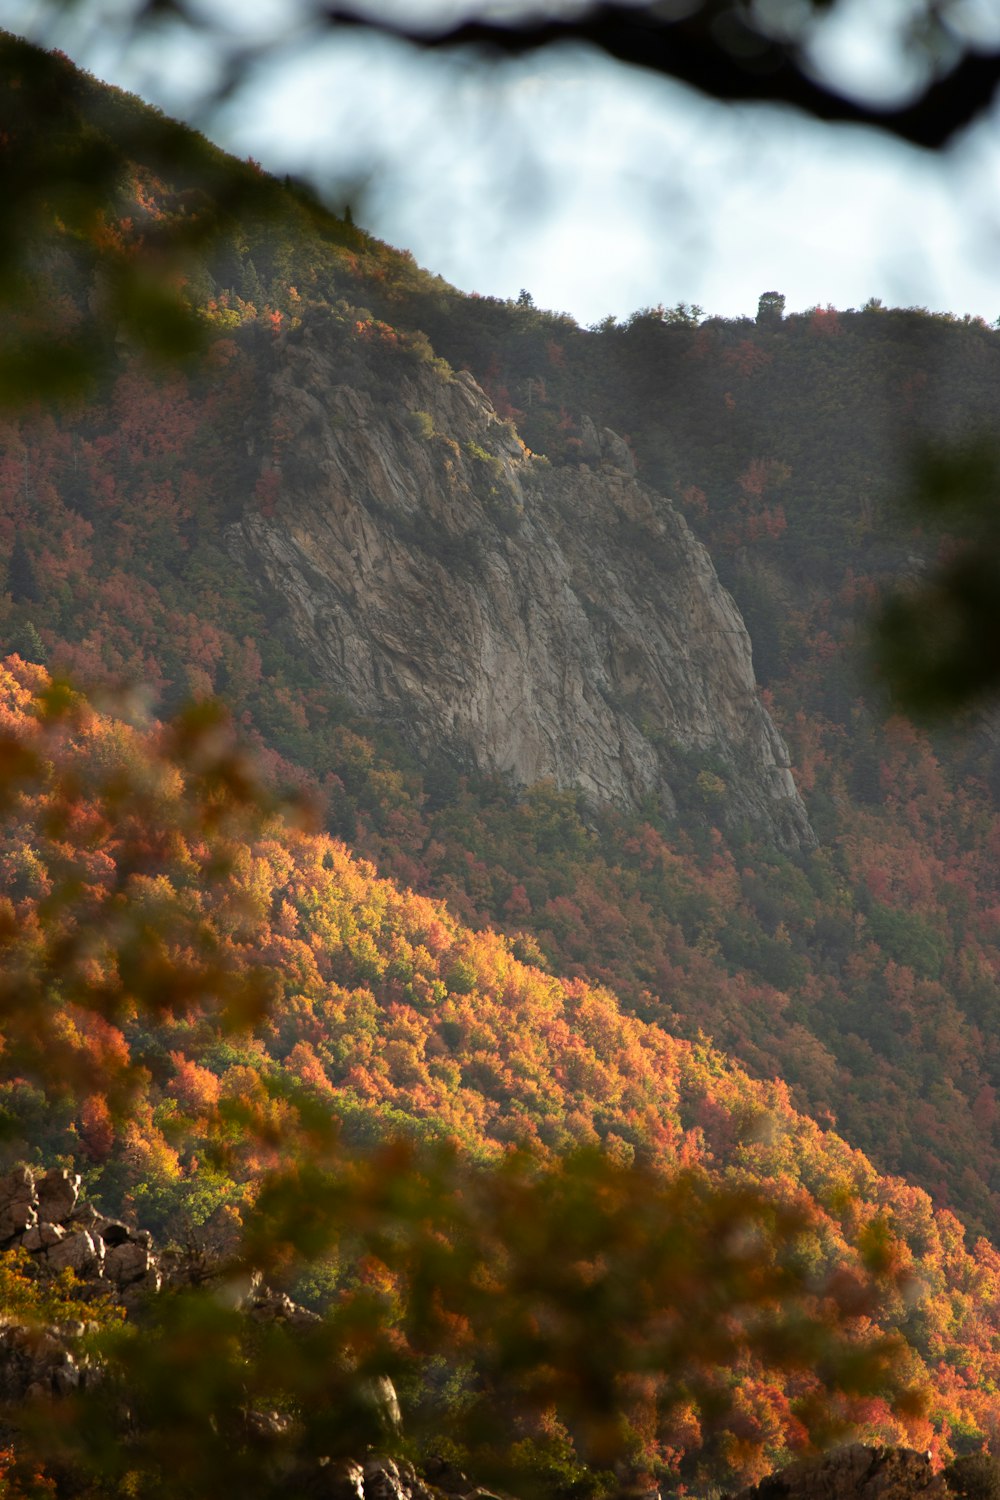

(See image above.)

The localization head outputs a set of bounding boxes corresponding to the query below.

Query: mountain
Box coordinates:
[4,112,999,1245]
[5,30,1000,1492]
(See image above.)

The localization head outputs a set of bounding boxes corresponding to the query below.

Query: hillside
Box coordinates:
[3,45,1000,1241]
[3,654,1000,1490]
[5,29,1000,1492]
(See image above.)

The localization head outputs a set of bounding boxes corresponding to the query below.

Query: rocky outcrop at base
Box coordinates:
[731,1446,949,1500]
[0,1164,160,1309]
[0,1164,156,1402]
[0,1176,986,1500]
[0,1167,504,1500]
[0,1164,328,1403]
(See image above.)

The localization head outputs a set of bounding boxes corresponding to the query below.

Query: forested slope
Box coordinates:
[6,32,1000,1487]
[4,49,1000,1239]
[2,653,1000,1485]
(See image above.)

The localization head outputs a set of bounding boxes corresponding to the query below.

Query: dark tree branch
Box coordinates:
[321,2,1000,150]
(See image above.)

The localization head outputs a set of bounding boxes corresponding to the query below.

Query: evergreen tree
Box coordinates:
[8,536,39,604]
[756,290,786,326]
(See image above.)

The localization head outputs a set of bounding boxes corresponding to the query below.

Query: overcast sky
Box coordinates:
[8,0,1000,326]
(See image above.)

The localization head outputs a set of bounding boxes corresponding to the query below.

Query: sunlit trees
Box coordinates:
[0,658,957,1494]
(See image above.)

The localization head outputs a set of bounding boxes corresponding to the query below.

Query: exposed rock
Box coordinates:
[0,1167,342,1426]
[66,1201,101,1233]
[46,1228,103,1277]
[394,1459,437,1500]
[95,1218,132,1247]
[104,1239,153,1286]
[363,1374,402,1435]
[36,1169,79,1224]
[423,1457,470,1494]
[316,1458,367,1500]
[246,1283,322,1330]
[0,1167,38,1243]
[230,325,813,850]
[364,1456,410,1500]
[0,1324,91,1402]
[297,1454,440,1500]
[579,415,602,463]
[245,1408,296,1440]
[21,1221,65,1252]
[599,427,635,475]
[730,1444,949,1500]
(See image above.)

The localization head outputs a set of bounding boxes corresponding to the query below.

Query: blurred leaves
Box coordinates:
[23,0,1000,151]
[872,438,1000,719]
[0,664,307,1112]
[28,1143,921,1500]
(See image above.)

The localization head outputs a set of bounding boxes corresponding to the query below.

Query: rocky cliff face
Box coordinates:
[230,319,813,850]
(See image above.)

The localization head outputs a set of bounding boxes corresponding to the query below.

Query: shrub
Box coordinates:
[945,1456,1000,1500]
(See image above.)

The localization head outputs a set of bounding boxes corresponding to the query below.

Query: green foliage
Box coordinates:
[756,291,786,326]
[865,903,947,981]
[464,440,504,484]
[408,410,436,440]
[7,539,39,605]
[945,1455,1000,1500]
[0,1245,122,1330]
[873,438,1000,718]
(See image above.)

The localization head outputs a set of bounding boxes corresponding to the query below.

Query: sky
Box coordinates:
[7,0,1000,327]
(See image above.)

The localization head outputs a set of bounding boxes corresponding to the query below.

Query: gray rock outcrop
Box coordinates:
[730,1445,950,1500]
[0,1166,160,1312]
[229,321,813,850]
[0,1166,331,1404]
[0,1168,490,1500]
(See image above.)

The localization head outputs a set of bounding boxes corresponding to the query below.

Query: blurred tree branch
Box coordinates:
[18,0,1000,151]
[318,0,1000,151]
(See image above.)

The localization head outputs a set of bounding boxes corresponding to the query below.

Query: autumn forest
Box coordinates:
[3,29,1000,1500]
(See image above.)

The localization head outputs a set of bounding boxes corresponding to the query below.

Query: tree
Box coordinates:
[756,291,786,328]
[0,665,927,1496]
[7,537,39,605]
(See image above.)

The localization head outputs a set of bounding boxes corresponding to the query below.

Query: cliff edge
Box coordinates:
[230,318,814,850]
